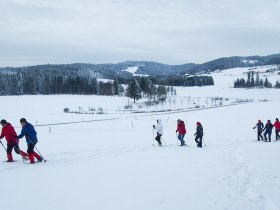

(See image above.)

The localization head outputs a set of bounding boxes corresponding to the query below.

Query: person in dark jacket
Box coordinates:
[253,120,264,141]
[0,119,29,162]
[176,119,186,146]
[263,120,274,142]
[17,118,42,164]
[194,122,203,148]
[274,118,280,141]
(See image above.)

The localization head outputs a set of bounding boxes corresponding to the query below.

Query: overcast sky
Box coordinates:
[0,0,280,67]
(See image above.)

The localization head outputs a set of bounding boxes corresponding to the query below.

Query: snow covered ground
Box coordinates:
[1,65,280,210]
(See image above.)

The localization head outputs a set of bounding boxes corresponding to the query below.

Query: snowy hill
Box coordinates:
[209,65,280,88]
[1,54,280,78]
[185,54,280,74]
[1,62,280,210]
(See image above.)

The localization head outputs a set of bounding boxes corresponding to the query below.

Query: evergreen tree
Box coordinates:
[139,77,152,98]
[250,71,255,87]
[264,78,272,88]
[147,84,157,103]
[246,72,251,88]
[255,72,260,87]
[157,85,168,102]
[126,78,142,103]
[113,78,120,96]
[275,81,280,88]
[259,78,264,87]
[234,79,240,88]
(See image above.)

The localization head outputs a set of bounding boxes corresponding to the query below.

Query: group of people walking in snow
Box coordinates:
[153,119,204,148]
[253,118,280,142]
[2,116,279,163]
[0,118,43,164]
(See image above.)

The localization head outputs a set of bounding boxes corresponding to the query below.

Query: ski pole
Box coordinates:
[152,127,155,146]
[176,133,178,146]
[34,145,46,162]
[202,137,206,146]
[29,138,47,162]
[161,138,168,146]
[0,140,7,152]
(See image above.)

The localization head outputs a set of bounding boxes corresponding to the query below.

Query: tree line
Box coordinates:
[0,71,120,96]
[0,69,214,96]
[149,75,214,87]
[126,77,177,103]
[234,72,279,88]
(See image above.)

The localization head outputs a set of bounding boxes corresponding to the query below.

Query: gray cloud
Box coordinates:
[0,0,279,67]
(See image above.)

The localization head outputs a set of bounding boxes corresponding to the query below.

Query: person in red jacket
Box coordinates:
[274,118,280,140]
[176,119,186,146]
[0,119,29,162]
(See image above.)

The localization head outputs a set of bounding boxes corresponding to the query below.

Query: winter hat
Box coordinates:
[276,118,279,121]
[177,119,181,122]
[20,118,27,123]
[0,119,7,124]
[267,120,271,123]
[196,122,201,126]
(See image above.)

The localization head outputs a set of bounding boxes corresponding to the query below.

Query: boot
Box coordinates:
[32,152,41,160]
[33,152,43,162]
[7,152,13,162]
[28,153,35,164]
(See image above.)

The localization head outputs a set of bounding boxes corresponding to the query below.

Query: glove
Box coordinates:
[153,125,155,129]
[176,130,178,133]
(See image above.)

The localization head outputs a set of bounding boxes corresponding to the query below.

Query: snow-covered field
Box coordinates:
[1,65,280,210]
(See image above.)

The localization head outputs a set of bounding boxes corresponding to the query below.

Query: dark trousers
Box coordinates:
[27,143,36,154]
[7,143,20,154]
[155,133,162,146]
[257,130,263,141]
[276,129,280,140]
[195,135,203,147]
[27,143,41,163]
[264,130,272,142]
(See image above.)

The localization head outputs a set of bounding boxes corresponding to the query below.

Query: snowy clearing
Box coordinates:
[1,66,280,210]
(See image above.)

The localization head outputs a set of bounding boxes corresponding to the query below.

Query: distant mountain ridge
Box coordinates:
[187,54,280,74]
[0,54,279,79]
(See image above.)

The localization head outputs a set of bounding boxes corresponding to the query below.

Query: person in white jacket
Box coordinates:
[153,119,163,146]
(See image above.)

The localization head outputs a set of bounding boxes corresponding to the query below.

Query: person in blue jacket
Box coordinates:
[17,118,43,164]
[263,120,274,142]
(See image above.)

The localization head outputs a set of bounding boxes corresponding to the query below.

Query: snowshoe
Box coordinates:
[22,156,29,161]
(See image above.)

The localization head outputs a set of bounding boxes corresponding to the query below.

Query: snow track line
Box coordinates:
[129,101,257,118]
[31,101,257,127]
[33,118,119,127]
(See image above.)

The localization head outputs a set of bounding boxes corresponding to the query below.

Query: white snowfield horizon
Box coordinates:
[1,65,280,210]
